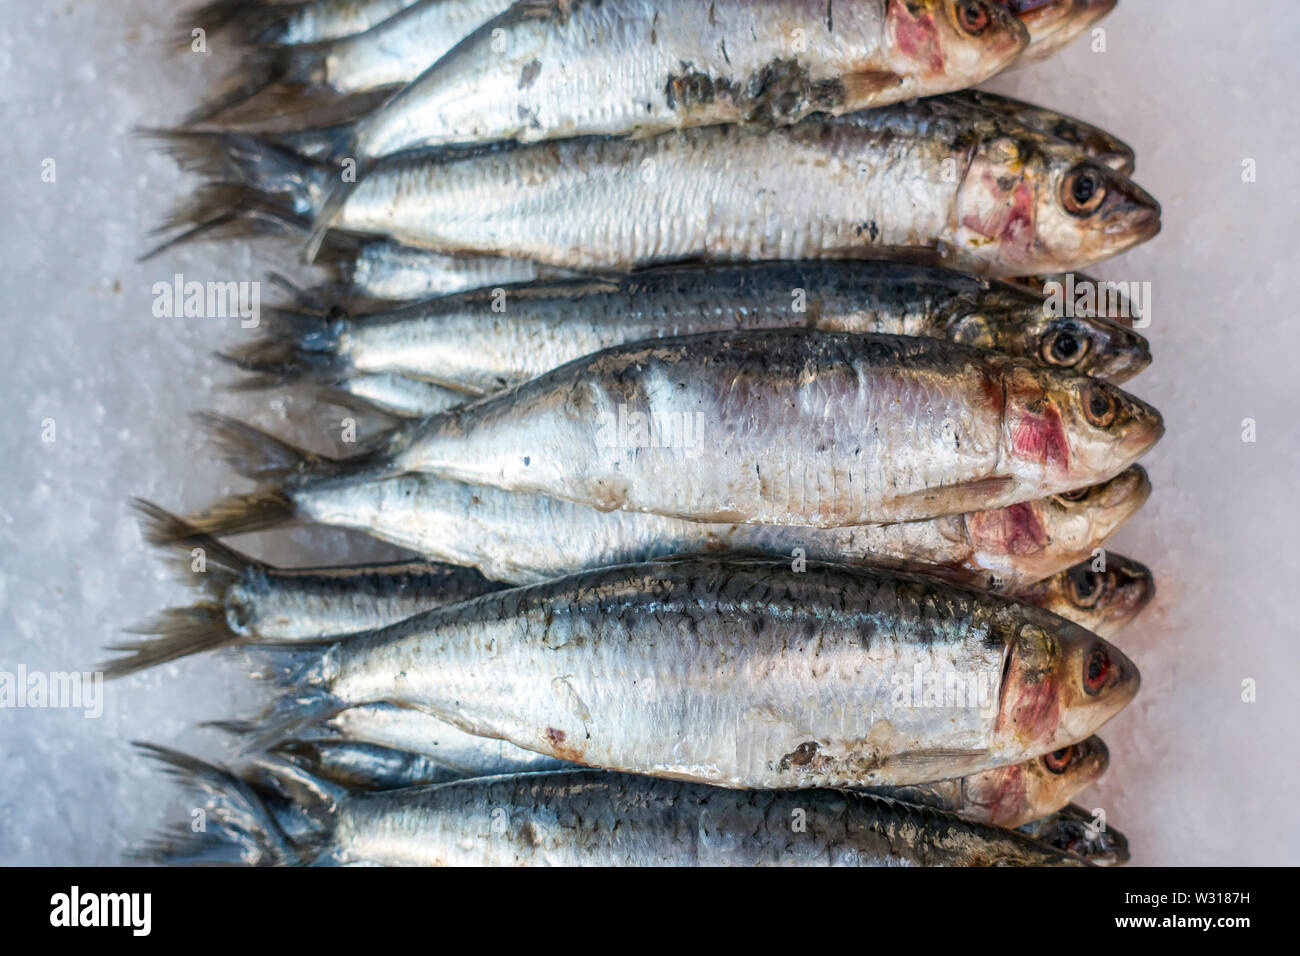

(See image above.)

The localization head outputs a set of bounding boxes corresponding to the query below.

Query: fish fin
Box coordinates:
[894,476,1018,516]
[176,0,300,50]
[103,605,236,679]
[144,488,297,542]
[194,411,400,486]
[143,130,330,256]
[303,175,357,264]
[235,645,347,752]
[179,44,325,126]
[840,69,904,101]
[219,305,352,390]
[133,743,309,866]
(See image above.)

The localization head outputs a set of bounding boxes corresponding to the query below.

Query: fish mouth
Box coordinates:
[1083,317,1152,384]
[1110,557,1156,621]
[1098,175,1163,247]
[1095,463,1152,512]
[1008,0,1117,53]
[1118,405,1164,463]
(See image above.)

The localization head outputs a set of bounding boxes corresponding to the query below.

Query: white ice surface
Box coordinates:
[0,0,1297,865]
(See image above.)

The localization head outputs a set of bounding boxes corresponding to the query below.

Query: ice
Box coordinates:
[1,0,1298,865]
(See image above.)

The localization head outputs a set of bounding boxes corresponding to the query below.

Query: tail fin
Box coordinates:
[143,130,335,256]
[235,644,347,751]
[134,743,314,866]
[180,44,332,127]
[142,488,297,542]
[176,1,298,49]
[193,411,399,485]
[219,306,352,390]
[103,503,273,678]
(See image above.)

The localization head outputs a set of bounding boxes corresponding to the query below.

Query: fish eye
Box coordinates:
[1054,486,1091,503]
[1081,384,1118,427]
[1042,746,1075,774]
[1083,644,1112,695]
[1040,328,1090,367]
[1062,166,1108,217]
[1068,566,1104,608]
[955,0,992,35]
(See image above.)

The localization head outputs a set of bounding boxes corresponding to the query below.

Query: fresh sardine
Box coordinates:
[140,748,1091,866]
[156,93,1161,277]
[117,468,1146,674]
[184,0,427,47]
[231,262,1151,399]
[242,556,1139,788]
[343,0,1028,160]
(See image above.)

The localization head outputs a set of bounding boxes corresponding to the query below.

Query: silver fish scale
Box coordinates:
[320,560,1021,789]
[273,0,427,45]
[328,771,1085,866]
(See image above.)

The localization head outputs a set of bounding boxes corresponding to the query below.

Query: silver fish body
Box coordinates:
[323,330,1162,528]
[353,0,1028,158]
[243,261,1149,397]
[334,239,579,302]
[288,467,1149,590]
[258,557,1140,788]
[234,0,427,46]
[144,748,1089,866]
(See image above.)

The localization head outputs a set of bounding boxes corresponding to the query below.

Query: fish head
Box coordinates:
[884,1,1029,87]
[998,363,1162,489]
[955,133,1160,275]
[1022,554,1155,637]
[963,465,1149,585]
[962,734,1109,827]
[1041,112,1135,177]
[997,0,1118,64]
[954,302,1150,382]
[993,614,1138,757]
[1031,807,1131,865]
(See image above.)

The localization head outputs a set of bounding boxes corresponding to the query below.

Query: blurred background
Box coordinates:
[0,0,1297,864]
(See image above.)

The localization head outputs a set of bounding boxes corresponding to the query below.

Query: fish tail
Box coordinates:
[102,502,277,677]
[143,129,331,254]
[133,743,312,866]
[237,645,347,752]
[194,411,399,486]
[149,487,299,542]
[177,1,296,49]
[180,42,327,126]
[104,606,236,679]
[219,305,352,390]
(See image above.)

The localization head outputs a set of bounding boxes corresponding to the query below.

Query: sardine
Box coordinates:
[140,748,1091,866]
[116,468,1145,675]
[158,92,1161,276]
[1018,802,1130,865]
[231,262,1151,400]
[946,88,1135,174]
[241,556,1139,788]
[868,734,1108,827]
[341,0,1028,161]
[1014,553,1154,637]
[203,327,1163,528]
